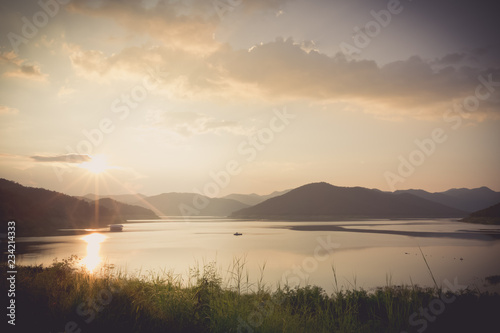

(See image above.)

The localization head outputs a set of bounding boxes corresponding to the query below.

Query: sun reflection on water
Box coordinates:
[81,233,107,273]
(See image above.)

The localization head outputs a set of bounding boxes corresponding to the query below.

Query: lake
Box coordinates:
[17,218,500,294]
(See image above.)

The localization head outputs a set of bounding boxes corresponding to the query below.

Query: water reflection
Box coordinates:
[16,220,500,293]
[80,233,107,273]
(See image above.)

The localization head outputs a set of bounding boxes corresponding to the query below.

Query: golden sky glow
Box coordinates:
[0,0,499,195]
[78,154,111,174]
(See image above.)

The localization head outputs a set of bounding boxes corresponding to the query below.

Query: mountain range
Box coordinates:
[130,192,249,217]
[86,186,498,216]
[231,182,467,219]
[91,198,159,220]
[2,178,500,236]
[80,193,148,205]
[83,190,290,216]
[222,190,291,206]
[394,187,500,212]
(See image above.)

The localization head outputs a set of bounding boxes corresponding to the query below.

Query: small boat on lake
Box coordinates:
[109,224,123,232]
[234,232,242,236]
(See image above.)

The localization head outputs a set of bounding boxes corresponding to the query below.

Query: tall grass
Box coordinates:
[2,256,499,332]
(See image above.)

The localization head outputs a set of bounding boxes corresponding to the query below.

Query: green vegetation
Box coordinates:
[3,257,499,332]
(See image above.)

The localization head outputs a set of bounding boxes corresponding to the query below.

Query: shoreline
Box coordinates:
[280,224,500,241]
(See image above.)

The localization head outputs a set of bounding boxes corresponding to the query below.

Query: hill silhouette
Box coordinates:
[231,182,466,219]
[93,198,159,220]
[222,189,291,206]
[132,192,249,216]
[81,193,147,205]
[0,179,157,236]
[461,202,500,225]
[395,187,500,212]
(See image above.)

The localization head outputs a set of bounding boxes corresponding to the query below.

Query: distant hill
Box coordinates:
[394,187,500,212]
[232,182,466,219]
[92,198,159,220]
[461,202,500,225]
[82,193,147,205]
[223,189,291,206]
[0,179,121,236]
[132,193,249,217]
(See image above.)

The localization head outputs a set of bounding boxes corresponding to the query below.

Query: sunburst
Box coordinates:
[79,154,110,174]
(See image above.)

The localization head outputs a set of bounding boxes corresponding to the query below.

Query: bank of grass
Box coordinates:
[3,257,500,333]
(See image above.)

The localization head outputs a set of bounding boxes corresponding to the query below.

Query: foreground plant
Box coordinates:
[1,257,499,332]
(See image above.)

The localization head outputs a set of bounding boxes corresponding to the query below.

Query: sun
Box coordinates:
[79,154,110,174]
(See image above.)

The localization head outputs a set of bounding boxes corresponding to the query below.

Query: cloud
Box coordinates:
[64,44,234,98]
[298,40,318,53]
[0,153,26,161]
[0,51,47,81]
[63,35,500,120]
[67,0,292,54]
[57,85,76,100]
[145,109,249,137]
[3,65,46,80]
[31,154,91,163]
[65,43,176,80]
[224,0,290,14]
[435,53,466,65]
[67,0,220,55]
[0,105,19,115]
[0,51,23,66]
[208,38,500,119]
[64,44,109,79]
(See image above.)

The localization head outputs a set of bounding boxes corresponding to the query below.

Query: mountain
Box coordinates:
[132,193,249,217]
[82,193,147,205]
[0,179,120,236]
[92,198,159,220]
[223,189,291,206]
[83,192,247,217]
[441,187,500,212]
[461,202,500,225]
[231,182,466,219]
[395,187,500,212]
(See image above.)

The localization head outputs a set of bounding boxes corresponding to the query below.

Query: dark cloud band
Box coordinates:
[31,154,91,163]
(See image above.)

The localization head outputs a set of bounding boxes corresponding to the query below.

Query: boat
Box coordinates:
[109,224,124,232]
[234,232,242,236]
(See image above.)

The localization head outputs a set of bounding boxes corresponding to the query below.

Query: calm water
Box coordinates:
[18,218,500,293]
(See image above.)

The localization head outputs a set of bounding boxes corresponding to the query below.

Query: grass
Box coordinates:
[2,256,500,333]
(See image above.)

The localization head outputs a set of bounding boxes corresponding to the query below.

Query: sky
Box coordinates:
[1,0,499,197]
